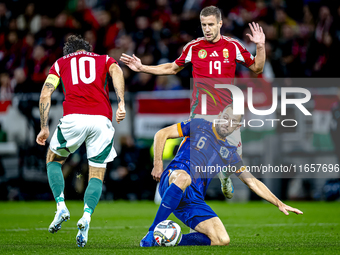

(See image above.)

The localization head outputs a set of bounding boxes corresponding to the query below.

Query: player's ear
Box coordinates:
[219,19,222,28]
[235,123,242,131]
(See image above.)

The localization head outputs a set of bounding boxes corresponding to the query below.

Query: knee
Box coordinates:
[211,235,230,246]
[219,236,230,246]
[172,171,191,190]
[179,172,191,186]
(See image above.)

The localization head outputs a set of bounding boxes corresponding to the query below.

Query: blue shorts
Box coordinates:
[159,167,218,230]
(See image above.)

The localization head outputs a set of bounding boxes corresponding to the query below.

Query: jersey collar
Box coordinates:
[204,35,222,45]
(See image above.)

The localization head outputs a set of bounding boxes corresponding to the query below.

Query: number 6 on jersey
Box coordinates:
[71,57,96,85]
[197,136,207,149]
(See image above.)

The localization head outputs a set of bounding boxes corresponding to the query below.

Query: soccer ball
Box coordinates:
[153,220,182,246]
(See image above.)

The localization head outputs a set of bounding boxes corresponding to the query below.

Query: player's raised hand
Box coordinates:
[278,203,303,215]
[120,53,143,72]
[246,22,265,45]
[151,163,164,182]
[36,128,49,146]
[116,105,126,124]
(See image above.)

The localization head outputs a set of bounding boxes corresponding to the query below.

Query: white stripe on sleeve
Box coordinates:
[231,42,245,62]
[185,43,199,64]
[55,61,60,76]
[185,46,193,63]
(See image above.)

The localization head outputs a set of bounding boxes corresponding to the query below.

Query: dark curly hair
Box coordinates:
[63,35,92,56]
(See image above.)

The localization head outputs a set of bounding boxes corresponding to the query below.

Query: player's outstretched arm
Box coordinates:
[247,22,266,74]
[238,171,303,215]
[36,81,56,146]
[109,63,126,124]
[152,124,181,182]
[120,53,184,75]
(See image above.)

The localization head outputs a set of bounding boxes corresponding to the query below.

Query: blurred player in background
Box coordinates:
[120,5,266,199]
[141,105,302,247]
[330,88,340,164]
[36,35,126,247]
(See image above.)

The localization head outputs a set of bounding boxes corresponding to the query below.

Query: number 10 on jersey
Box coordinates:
[209,61,221,75]
[71,57,96,85]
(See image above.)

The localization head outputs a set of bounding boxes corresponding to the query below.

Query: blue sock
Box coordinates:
[149,183,183,231]
[178,233,211,246]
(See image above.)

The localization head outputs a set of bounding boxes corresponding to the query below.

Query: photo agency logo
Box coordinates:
[200,84,312,128]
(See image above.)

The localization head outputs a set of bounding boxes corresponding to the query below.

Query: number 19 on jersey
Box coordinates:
[209,61,221,75]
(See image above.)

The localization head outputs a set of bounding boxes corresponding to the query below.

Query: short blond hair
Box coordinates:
[223,104,243,122]
[200,6,222,22]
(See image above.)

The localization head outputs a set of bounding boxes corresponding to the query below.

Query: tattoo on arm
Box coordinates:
[39,82,54,129]
[40,102,50,127]
[45,83,55,91]
[114,87,122,104]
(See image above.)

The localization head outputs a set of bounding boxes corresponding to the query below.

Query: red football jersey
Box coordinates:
[175,36,255,115]
[49,51,117,121]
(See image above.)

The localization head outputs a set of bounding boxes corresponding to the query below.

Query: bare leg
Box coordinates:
[46,148,68,165]
[169,170,192,190]
[194,217,230,246]
[88,165,106,181]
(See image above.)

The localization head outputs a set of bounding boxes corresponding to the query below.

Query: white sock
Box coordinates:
[57,201,66,210]
[83,204,92,221]
[83,211,91,222]
[56,192,66,210]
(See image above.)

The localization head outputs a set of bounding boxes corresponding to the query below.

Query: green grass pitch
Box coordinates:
[0,201,339,254]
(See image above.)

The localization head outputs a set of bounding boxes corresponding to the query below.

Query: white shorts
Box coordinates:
[193,114,242,156]
[49,114,117,168]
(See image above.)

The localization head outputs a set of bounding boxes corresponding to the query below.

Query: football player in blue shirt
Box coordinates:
[141,105,303,247]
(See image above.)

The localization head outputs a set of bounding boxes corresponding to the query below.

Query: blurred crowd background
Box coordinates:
[1,0,340,95]
[0,0,339,202]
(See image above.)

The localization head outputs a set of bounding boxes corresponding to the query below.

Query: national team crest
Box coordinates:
[220,146,229,158]
[198,49,207,59]
[223,48,229,58]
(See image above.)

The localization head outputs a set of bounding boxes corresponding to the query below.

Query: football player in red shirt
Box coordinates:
[120,6,265,200]
[36,35,126,247]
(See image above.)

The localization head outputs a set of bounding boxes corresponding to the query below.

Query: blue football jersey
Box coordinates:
[166,118,245,198]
